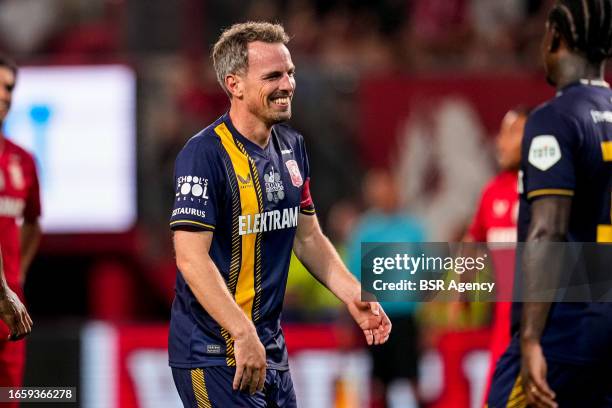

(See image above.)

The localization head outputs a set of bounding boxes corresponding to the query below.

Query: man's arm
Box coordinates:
[520,196,570,408]
[292,213,391,345]
[20,219,41,284]
[0,246,33,340]
[174,230,266,394]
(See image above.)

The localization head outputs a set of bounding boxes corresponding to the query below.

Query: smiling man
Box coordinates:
[168,22,391,408]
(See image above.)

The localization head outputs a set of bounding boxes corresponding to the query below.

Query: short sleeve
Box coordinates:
[23,155,41,222]
[299,137,315,215]
[169,139,222,231]
[521,106,577,201]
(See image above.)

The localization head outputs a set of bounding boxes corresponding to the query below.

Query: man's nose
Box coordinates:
[279,74,295,91]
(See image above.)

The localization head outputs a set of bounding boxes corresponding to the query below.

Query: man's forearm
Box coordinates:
[0,249,7,298]
[293,229,360,304]
[178,254,256,339]
[520,197,571,344]
[20,220,41,281]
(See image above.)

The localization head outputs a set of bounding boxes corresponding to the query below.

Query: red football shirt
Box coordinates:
[0,137,41,291]
[468,171,519,243]
[468,170,519,403]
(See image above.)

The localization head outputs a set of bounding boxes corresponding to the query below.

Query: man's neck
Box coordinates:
[229,106,272,149]
[555,55,604,90]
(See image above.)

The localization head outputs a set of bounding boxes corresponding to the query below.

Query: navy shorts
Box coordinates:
[171,366,297,408]
[487,351,612,408]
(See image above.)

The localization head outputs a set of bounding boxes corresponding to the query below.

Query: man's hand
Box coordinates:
[520,340,557,408]
[232,328,267,395]
[0,287,33,341]
[347,296,392,345]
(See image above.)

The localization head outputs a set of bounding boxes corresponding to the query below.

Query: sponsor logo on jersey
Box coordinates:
[285,160,303,187]
[238,206,298,235]
[237,173,252,188]
[281,149,292,155]
[493,199,509,218]
[176,175,209,203]
[528,135,561,171]
[590,110,612,124]
[486,227,517,244]
[0,196,25,217]
[171,207,206,219]
[264,168,285,202]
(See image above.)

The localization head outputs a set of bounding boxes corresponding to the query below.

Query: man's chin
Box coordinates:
[268,110,291,124]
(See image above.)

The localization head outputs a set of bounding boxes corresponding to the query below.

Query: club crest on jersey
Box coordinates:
[528,135,561,171]
[176,175,209,204]
[264,168,285,203]
[285,160,303,187]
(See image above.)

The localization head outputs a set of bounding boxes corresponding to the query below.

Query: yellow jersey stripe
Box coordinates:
[601,141,612,162]
[248,157,264,323]
[527,188,574,200]
[215,123,257,320]
[191,368,212,408]
[597,225,612,243]
[220,327,236,366]
[170,220,215,230]
[505,375,526,408]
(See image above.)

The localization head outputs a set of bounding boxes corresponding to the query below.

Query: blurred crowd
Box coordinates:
[0,0,551,71]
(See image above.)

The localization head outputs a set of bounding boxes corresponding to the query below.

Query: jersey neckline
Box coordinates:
[222,113,271,159]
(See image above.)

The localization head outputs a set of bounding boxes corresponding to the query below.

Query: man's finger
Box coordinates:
[364,329,373,345]
[533,376,555,399]
[531,382,557,408]
[233,365,245,390]
[249,368,259,394]
[256,366,266,393]
[531,388,557,408]
[239,366,252,392]
[19,312,31,334]
[24,310,33,329]
[369,302,380,316]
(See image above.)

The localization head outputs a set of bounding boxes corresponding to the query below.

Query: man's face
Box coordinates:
[0,66,15,124]
[238,41,296,126]
[496,111,527,171]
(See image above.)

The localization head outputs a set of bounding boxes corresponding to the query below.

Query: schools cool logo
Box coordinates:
[264,168,284,203]
[176,175,210,203]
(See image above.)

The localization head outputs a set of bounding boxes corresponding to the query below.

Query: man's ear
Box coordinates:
[550,26,562,53]
[225,73,243,99]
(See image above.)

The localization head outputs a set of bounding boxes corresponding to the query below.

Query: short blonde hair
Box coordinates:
[212,22,290,95]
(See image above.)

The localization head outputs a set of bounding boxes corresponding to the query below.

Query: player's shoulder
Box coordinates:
[180,119,225,158]
[480,171,515,199]
[525,97,579,141]
[3,138,36,163]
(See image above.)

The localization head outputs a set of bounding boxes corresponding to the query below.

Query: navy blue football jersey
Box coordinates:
[168,113,315,369]
[512,80,612,364]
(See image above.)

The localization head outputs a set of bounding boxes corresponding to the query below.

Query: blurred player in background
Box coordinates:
[169,22,391,407]
[488,1,612,407]
[347,168,425,408]
[464,106,529,402]
[0,55,42,394]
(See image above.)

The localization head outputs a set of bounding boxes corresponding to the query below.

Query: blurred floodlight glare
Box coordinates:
[5,65,137,233]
